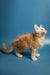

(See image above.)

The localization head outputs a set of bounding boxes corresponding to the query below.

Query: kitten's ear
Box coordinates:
[40,24,43,28]
[34,24,39,30]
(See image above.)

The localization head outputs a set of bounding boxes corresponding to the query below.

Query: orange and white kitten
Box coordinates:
[2,24,47,61]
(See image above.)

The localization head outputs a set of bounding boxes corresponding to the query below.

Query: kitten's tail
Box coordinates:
[2,43,14,53]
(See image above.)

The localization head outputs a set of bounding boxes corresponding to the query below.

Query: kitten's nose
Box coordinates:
[44,29,47,33]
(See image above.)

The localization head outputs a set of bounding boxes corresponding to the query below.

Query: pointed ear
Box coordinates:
[34,24,39,30]
[40,24,43,28]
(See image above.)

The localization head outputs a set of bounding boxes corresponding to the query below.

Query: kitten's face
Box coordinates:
[34,24,47,35]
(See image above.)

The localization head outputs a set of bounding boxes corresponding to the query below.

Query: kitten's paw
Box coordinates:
[18,55,23,57]
[16,54,23,58]
[36,53,40,57]
[32,57,37,61]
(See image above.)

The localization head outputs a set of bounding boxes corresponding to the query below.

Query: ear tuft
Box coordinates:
[40,24,43,28]
[34,24,38,30]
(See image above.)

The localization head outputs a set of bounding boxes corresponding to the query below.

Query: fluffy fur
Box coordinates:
[2,24,47,61]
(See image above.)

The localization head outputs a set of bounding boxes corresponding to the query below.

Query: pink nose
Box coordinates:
[44,29,47,33]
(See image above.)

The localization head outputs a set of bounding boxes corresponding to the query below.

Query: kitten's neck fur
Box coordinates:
[33,33,45,47]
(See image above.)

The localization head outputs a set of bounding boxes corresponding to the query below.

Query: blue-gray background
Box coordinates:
[0,0,50,75]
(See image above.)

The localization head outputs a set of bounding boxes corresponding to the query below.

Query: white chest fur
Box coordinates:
[37,36,45,47]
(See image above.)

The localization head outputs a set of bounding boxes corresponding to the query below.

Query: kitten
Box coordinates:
[2,24,47,61]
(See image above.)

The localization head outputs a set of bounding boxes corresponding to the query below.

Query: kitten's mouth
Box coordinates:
[41,32,45,35]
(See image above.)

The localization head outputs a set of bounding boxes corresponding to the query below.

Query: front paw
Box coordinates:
[32,57,37,61]
[36,53,40,57]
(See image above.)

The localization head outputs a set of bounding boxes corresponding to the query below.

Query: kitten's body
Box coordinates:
[2,24,47,61]
[13,33,44,50]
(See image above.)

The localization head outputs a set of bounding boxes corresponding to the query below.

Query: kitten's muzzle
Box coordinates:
[42,32,45,35]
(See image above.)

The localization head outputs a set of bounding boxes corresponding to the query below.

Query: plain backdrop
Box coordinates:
[0,0,50,75]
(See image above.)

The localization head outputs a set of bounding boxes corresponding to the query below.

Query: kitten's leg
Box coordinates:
[31,47,37,61]
[15,49,23,57]
[36,50,40,57]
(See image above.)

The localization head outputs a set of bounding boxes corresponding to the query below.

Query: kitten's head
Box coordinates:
[34,24,47,36]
